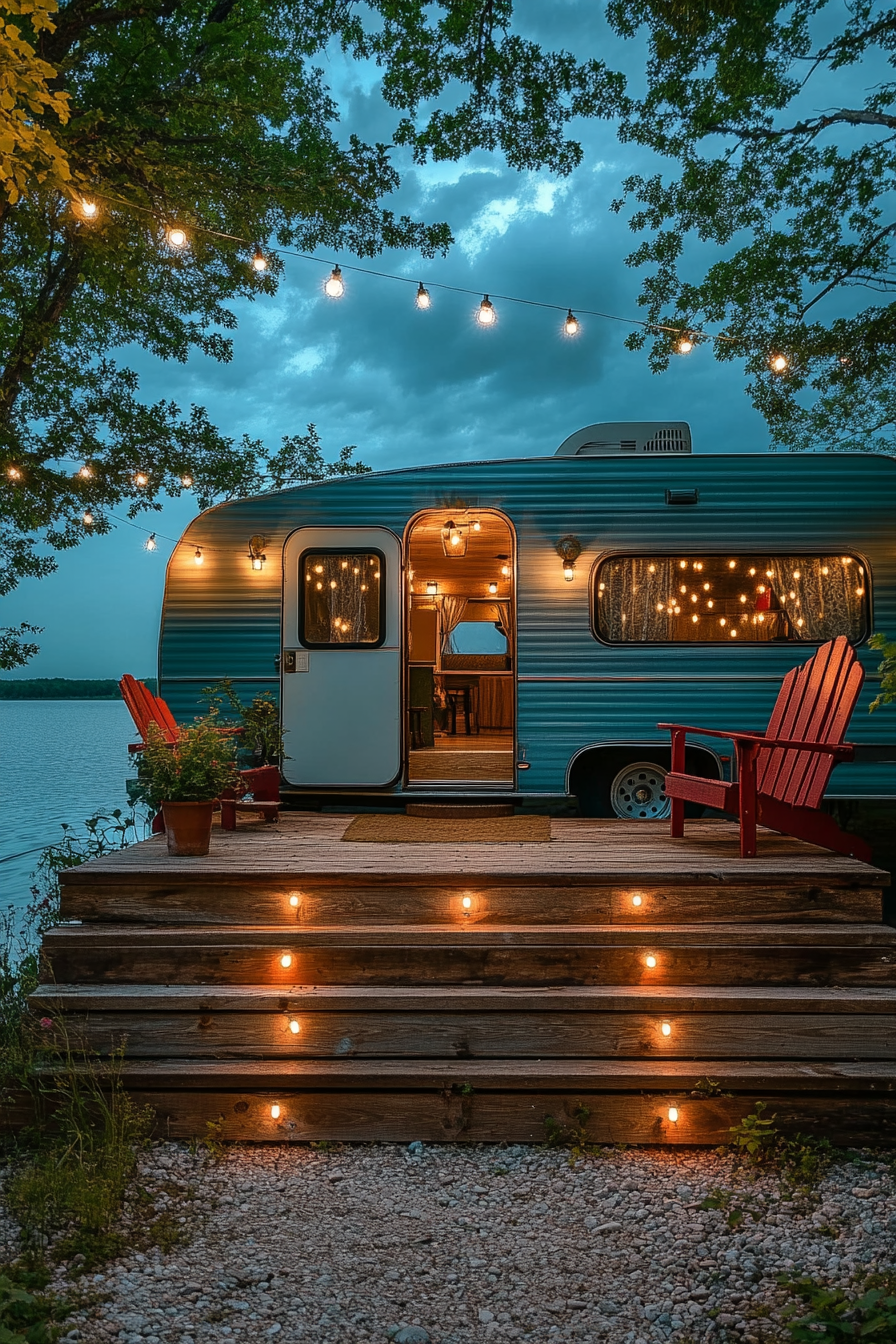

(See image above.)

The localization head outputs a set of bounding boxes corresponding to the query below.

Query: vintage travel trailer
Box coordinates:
[158,423,896,812]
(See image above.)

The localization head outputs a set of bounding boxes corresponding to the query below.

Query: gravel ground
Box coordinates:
[3,1141,895,1344]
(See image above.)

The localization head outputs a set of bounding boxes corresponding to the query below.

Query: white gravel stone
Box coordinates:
[2,1142,895,1342]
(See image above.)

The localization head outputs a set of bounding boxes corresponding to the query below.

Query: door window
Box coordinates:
[300,550,384,647]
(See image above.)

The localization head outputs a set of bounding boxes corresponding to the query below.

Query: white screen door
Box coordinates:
[281,526,401,787]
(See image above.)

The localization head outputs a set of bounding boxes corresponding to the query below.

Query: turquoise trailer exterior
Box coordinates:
[158,448,896,805]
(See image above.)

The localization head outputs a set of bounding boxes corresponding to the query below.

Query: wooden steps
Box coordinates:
[19,816,896,1144]
[42,922,896,986]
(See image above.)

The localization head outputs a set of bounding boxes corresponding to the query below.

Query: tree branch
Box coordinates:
[799,220,896,317]
[0,242,84,421]
[705,108,896,142]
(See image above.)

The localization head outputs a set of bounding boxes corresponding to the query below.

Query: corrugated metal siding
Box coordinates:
[159,454,896,796]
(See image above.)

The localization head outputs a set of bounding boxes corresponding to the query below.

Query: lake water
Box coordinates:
[0,700,137,914]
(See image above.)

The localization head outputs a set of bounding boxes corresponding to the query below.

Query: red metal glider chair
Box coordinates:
[658,636,871,861]
[120,674,280,831]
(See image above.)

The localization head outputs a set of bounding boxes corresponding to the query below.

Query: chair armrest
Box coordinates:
[742,736,855,759]
[657,722,765,742]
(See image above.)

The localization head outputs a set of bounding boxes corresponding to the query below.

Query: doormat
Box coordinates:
[341,814,552,843]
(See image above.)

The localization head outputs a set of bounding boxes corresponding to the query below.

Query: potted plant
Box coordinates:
[202,678,286,768]
[141,715,240,856]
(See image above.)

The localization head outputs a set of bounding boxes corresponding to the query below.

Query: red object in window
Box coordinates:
[755,589,772,611]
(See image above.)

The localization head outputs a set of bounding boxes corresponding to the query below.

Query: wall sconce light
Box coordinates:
[426,580,438,596]
[471,519,481,532]
[248,535,267,571]
[667,1106,679,1123]
[270,1103,281,1119]
[441,519,468,557]
[488,581,498,595]
[660,1020,672,1037]
[555,535,582,581]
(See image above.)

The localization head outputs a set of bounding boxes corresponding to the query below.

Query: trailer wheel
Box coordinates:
[608,760,670,821]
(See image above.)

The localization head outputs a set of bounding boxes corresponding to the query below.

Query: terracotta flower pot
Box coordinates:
[161,800,216,856]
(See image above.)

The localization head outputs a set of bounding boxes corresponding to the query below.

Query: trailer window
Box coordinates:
[593,554,868,644]
[300,550,384,647]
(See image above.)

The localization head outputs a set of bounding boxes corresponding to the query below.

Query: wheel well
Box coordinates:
[567,742,722,794]
[568,742,722,819]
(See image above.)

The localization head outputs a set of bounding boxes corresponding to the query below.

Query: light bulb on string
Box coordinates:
[251,247,268,272]
[145,533,157,552]
[78,464,92,479]
[166,225,188,249]
[181,475,193,488]
[676,333,694,354]
[477,295,496,326]
[416,283,431,310]
[194,547,204,566]
[79,198,98,220]
[769,352,789,373]
[83,510,94,526]
[134,472,148,487]
[7,466,22,481]
[324,265,344,298]
[564,310,579,336]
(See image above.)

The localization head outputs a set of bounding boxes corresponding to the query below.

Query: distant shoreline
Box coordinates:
[0,678,156,700]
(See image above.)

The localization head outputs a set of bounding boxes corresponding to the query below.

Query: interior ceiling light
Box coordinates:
[440,519,468,557]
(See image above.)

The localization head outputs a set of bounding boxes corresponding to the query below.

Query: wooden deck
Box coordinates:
[19,816,896,1145]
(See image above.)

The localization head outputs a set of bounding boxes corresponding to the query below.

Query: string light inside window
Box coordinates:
[594,554,868,644]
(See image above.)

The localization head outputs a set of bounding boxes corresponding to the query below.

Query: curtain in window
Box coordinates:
[491,602,512,641]
[766,557,866,641]
[440,596,468,652]
[597,557,681,642]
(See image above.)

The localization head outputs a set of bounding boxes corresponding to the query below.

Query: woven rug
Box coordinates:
[341,814,552,843]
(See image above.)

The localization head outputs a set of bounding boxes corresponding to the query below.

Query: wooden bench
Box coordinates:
[119,675,280,831]
[659,636,871,861]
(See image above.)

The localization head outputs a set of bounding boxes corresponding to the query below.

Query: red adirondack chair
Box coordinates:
[119,675,280,832]
[658,636,871,861]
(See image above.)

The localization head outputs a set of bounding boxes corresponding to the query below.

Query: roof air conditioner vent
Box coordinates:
[555,421,692,456]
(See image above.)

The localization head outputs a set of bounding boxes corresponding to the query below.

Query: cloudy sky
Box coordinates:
[7,2,773,679]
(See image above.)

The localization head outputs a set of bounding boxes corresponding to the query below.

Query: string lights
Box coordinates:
[7,466,22,481]
[193,546,204,565]
[477,295,496,326]
[144,533,157,551]
[78,464,92,479]
[324,264,344,298]
[83,510,94,526]
[63,189,810,365]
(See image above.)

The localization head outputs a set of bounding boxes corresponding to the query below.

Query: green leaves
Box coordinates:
[781,1273,896,1342]
[869,631,896,711]
[139,715,240,805]
[607,0,896,453]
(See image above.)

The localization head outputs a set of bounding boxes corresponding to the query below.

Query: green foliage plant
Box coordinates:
[606,2,896,456]
[780,1272,896,1342]
[0,1263,72,1344]
[0,0,619,668]
[139,716,239,807]
[543,1103,593,1163]
[201,678,284,766]
[869,633,896,711]
[699,1187,763,1231]
[727,1101,779,1164]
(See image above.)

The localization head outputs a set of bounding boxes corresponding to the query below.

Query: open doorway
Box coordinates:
[406,510,515,785]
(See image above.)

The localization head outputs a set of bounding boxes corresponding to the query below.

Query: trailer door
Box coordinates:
[281,526,401,788]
